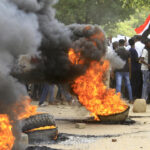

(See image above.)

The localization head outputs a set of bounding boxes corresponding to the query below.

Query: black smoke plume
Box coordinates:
[0,0,107,149]
[12,2,107,83]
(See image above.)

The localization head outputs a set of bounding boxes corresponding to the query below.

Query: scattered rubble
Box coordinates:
[112,139,117,142]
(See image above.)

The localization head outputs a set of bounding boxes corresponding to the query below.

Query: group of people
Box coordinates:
[27,35,150,106]
[28,83,75,106]
[108,35,150,104]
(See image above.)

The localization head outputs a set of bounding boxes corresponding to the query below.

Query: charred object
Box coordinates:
[22,113,58,144]
[98,106,130,123]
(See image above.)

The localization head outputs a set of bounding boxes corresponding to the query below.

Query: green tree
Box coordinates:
[121,0,150,8]
[55,0,134,25]
[104,7,149,37]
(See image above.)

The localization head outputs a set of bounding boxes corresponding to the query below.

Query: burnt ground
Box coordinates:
[29,100,150,150]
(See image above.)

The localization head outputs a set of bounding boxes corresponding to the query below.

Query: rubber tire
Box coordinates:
[27,128,58,144]
[22,113,56,132]
[26,146,60,150]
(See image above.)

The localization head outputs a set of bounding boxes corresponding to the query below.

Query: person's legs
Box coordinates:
[123,72,133,101]
[30,84,34,98]
[38,84,44,98]
[131,70,142,99]
[141,70,149,101]
[115,72,123,93]
[39,84,49,105]
[131,71,137,99]
[137,70,143,98]
[48,84,55,104]
[59,84,72,104]
[56,84,62,100]
[63,90,72,102]
[32,84,38,99]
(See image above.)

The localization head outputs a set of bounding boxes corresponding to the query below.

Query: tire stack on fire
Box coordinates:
[22,113,58,146]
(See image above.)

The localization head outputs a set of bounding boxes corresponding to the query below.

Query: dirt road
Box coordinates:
[32,101,150,150]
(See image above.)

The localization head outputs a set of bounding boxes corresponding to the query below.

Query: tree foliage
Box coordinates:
[104,7,149,37]
[54,0,149,38]
[55,0,134,25]
[121,0,150,8]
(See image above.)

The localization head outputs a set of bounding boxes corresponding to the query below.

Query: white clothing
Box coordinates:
[141,49,148,71]
[107,46,113,51]
[125,45,131,51]
[135,41,145,58]
[105,46,125,70]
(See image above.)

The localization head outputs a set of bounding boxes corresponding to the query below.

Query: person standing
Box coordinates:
[140,39,150,102]
[129,38,142,99]
[39,84,55,106]
[112,41,119,51]
[56,84,73,105]
[115,39,133,103]
[134,35,145,58]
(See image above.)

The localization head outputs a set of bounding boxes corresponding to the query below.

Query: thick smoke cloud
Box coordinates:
[105,47,125,69]
[12,1,107,83]
[11,0,58,12]
[37,0,73,82]
[0,0,41,111]
[11,0,44,12]
[0,1,41,149]
[69,24,106,61]
[0,0,41,57]
[0,74,27,113]
[38,22,106,82]
[0,0,107,149]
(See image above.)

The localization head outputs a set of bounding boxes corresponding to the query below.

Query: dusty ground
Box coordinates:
[31,100,150,150]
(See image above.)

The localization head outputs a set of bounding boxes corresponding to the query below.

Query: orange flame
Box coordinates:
[25,125,56,133]
[15,97,40,120]
[90,30,105,42]
[68,48,84,65]
[0,114,15,150]
[84,25,105,47]
[17,98,57,139]
[1,97,54,149]
[84,25,92,31]
[69,49,128,120]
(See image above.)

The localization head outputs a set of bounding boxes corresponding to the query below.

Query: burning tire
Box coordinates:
[22,113,56,133]
[22,113,58,144]
[98,106,130,123]
[27,128,58,144]
[26,146,60,150]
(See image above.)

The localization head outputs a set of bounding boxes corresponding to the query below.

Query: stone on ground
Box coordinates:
[133,99,146,113]
[75,123,86,129]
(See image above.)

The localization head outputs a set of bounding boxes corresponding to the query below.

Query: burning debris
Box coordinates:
[0,114,15,150]
[0,0,42,148]
[98,106,130,123]
[69,59,128,120]
[13,24,107,83]
[22,113,56,133]
[68,41,128,120]
[9,1,107,83]
[0,0,129,149]
[22,113,57,145]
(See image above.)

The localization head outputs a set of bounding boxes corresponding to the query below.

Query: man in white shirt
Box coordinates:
[141,39,150,101]
[135,35,145,58]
